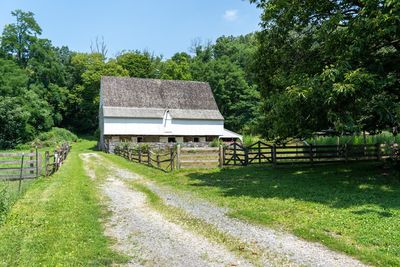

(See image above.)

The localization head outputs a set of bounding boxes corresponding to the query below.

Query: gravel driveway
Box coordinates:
[81,153,252,267]
[81,153,368,267]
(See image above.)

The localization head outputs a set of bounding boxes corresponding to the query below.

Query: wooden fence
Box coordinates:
[114,145,176,172]
[224,141,390,166]
[0,143,71,185]
[114,144,224,171]
[0,149,41,181]
[178,146,222,169]
[44,143,71,176]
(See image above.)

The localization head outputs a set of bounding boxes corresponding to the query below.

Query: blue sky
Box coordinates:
[0,0,262,58]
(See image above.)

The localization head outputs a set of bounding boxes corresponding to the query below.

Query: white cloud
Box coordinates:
[223,9,238,21]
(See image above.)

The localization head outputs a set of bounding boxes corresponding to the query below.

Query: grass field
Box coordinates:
[105,153,400,267]
[0,141,126,266]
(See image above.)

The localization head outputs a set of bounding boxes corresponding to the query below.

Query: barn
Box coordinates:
[99,76,242,149]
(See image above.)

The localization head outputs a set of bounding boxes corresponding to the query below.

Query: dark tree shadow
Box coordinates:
[184,163,400,213]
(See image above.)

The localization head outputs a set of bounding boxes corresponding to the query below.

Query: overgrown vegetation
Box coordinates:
[104,153,400,266]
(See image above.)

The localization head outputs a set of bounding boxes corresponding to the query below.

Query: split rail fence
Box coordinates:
[113,141,394,171]
[224,141,391,166]
[0,143,71,187]
[114,144,224,171]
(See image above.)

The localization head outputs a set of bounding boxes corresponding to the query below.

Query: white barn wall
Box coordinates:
[103,117,224,136]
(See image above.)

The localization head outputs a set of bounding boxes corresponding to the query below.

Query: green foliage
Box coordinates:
[251,0,400,141]
[27,127,78,148]
[0,9,42,66]
[307,132,400,146]
[116,51,157,78]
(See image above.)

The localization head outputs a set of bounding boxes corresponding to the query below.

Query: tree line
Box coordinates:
[0,10,260,148]
[1,0,399,148]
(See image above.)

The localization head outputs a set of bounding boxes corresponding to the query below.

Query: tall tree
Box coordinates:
[0,10,42,66]
[251,0,400,141]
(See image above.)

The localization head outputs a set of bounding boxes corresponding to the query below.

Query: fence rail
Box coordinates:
[114,145,176,172]
[0,143,71,189]
[224,141,393,166]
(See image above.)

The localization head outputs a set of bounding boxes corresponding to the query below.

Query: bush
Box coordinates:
[19,127,78,149]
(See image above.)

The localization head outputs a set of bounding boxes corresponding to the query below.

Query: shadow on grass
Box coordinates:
[185,163,400,214]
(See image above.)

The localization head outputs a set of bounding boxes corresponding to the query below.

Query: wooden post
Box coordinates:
[376,143,381,161]
[157,153,160,168]
[35,146,39,177]
[309,144,314,165]
[272,144,277,166]
[147,149,151,166]
[138,147,142,163]
[233,143,237,166]
[176,144,181,170]
[128,149,132,161]
[45,151,49,176]
[54,150,59,171]
[19,153,25,192]
[244,147,249,166]
[30,148,34,175]
[258,141,261,164]
[170,148,174,171]
[219,145,224,168]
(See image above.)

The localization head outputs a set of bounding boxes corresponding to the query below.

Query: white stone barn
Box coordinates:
[99,76,242,148]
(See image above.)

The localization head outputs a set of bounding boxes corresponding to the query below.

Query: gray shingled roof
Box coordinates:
[103,107,224,120]
[101,76,224,120]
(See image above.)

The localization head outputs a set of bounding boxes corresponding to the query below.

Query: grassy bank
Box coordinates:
[0,141,125,266]
[104,153,400,266]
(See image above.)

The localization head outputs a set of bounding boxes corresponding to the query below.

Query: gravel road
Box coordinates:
[81,153,368,267]
[81,153,253,267]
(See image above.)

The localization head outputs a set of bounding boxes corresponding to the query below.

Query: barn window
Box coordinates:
[168,137,176,143]
[137,137,143,143]
[194,137,200,142]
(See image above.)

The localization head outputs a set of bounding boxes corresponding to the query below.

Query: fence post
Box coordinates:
[45,151,49,176]
[147,149,151,166]
[30,148,34,176]
[128,149,132,161]
[138,147,142,163]
[244,147,249,166]
[219,144,224,168]
[309,144,314,165]
[233,143,237,166]
[35,146,39,177]
[258,141,261,164]
[19,153,25,193]
[272,144,277,166]
[376,143,381,161]
[54,150,59,171]
[176,144,181,170]
[170,148,174,171]
[157,153,161,168]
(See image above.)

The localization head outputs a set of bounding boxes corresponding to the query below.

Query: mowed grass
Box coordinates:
[104,153,400,267]
[0,141,126,266]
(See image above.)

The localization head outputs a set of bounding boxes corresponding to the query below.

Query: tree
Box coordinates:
[116,51,153,78]
[65,53,129,132]
[160,52,192,80]
[251,0,400,141]
[191,56,260,132]
[0,10,42,66]
[0,58,28,96]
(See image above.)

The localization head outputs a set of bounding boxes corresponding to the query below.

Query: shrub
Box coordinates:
[18,127,78,149]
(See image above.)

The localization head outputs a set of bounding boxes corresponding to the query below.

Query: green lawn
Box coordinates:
[0,141,125,266]
[104,153,400,267]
